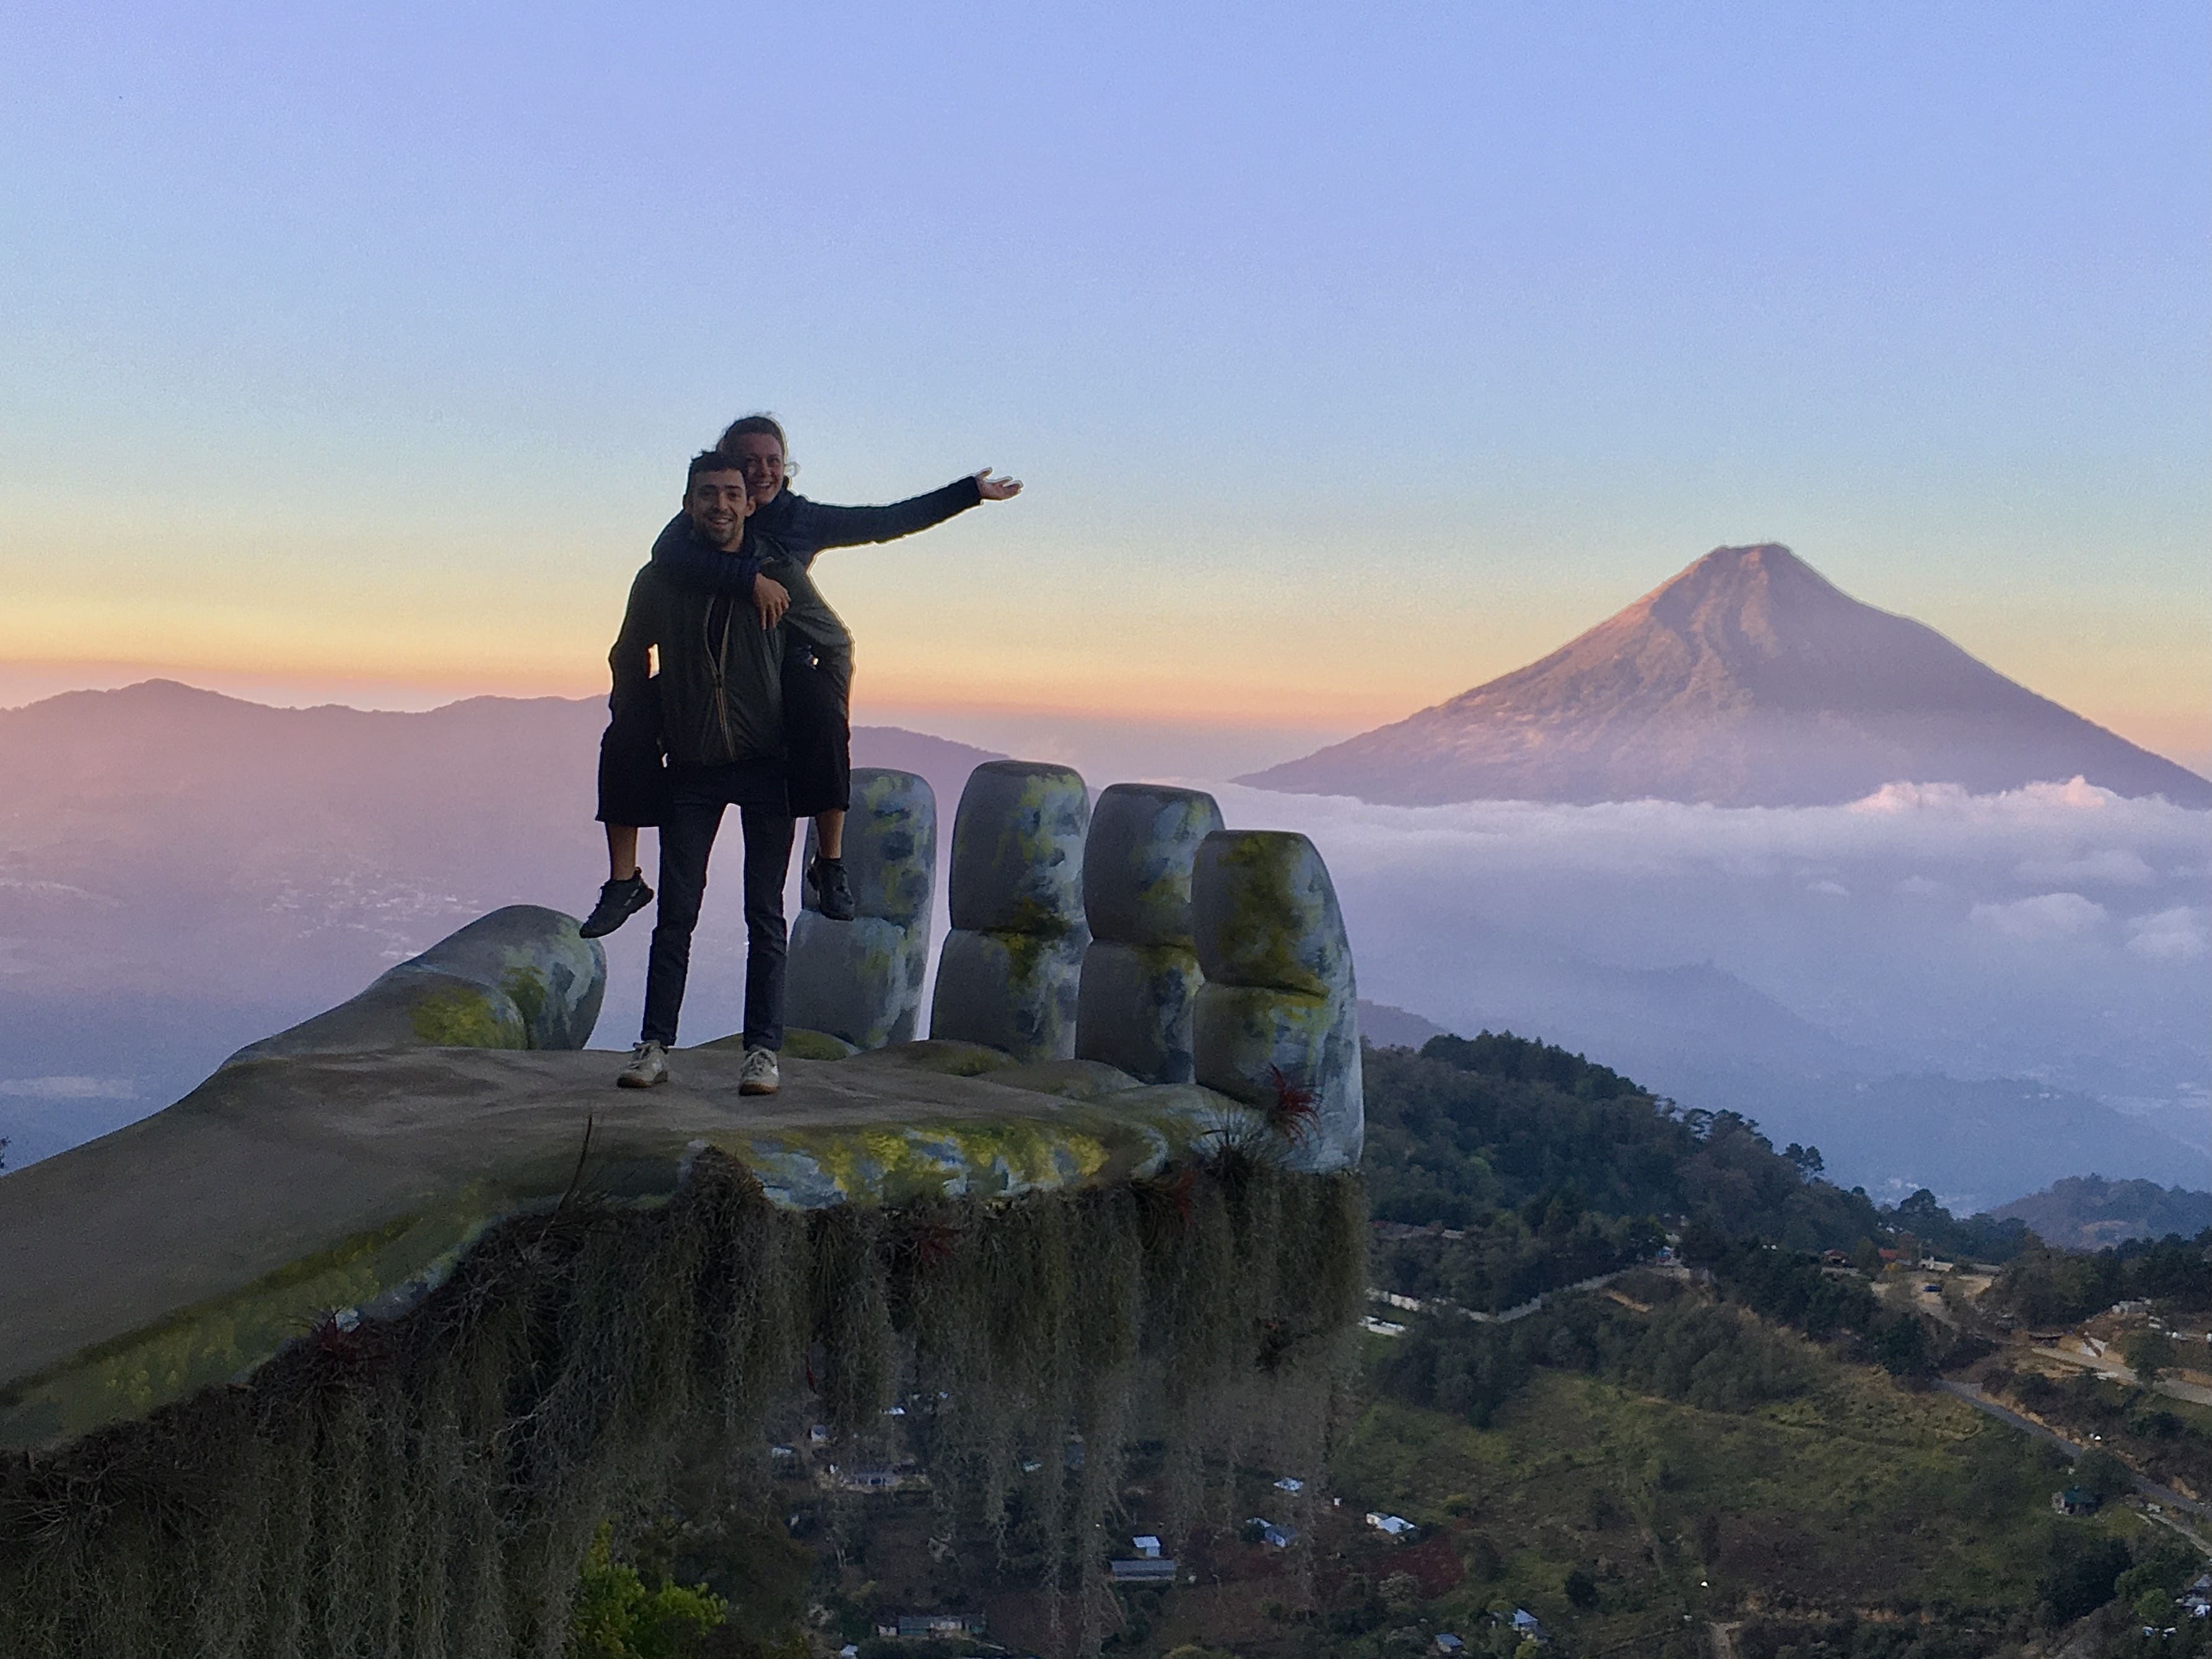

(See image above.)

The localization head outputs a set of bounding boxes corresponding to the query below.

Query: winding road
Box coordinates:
[1939,1380,2210,1528]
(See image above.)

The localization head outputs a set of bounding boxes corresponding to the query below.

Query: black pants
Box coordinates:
[784,647,852,819]
[640,768,795,1051]
[595,695,670,826]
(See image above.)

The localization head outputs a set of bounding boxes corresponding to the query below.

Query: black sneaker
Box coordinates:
[807,857,856,921]
[580,872,653,938]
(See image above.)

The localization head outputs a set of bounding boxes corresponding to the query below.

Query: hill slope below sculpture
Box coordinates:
[1243,543,2212,807]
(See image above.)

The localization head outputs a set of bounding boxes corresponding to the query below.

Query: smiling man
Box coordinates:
[605,451,795,1095]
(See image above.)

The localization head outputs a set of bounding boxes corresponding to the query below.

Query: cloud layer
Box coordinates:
[1215,778,2211,1113]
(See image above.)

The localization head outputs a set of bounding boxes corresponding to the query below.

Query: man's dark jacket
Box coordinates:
[608,527,783,768]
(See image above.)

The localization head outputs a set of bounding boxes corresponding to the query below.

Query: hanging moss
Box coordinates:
[0,1151,1362,1659]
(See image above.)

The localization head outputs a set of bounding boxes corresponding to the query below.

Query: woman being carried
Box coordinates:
[582,413,1021,936]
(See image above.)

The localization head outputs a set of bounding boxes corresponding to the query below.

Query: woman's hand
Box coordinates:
[974,468,1023,501]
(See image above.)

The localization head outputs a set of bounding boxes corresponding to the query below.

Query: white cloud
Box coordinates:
[1213,775,2210,885]
[2127,908,2211,963]
[1808,879,1849,898]
[0,1075,138,1100]
[2013,849,2157,886]
[1966,893,2108,940]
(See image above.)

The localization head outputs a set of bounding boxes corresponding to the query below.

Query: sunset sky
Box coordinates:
[4,4,2207,774]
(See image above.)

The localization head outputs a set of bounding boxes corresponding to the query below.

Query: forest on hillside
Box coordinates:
[1365,1031,2032,1314]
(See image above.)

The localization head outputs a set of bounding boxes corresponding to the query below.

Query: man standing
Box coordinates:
[610,452,794,1095]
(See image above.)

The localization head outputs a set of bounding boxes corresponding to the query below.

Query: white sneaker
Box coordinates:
[618,1041,670,1088]
[738,1047,780,1097]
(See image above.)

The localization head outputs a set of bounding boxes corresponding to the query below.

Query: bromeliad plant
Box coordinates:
[1263,1064,1319,1148]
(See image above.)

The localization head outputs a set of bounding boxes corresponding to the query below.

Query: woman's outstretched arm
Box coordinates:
[776,470,1019,558]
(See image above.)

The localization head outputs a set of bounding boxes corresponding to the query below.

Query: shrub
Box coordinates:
[570,1523,727,1659]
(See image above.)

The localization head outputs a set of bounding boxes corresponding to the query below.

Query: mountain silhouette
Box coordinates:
[1242,544,2212,807]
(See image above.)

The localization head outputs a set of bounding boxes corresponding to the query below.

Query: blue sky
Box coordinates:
[4,2,2206,770]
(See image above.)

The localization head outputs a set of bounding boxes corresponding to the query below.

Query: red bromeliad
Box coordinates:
[1263,1065,1318,1147]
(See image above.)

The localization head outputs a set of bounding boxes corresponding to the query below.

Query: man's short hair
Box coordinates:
[687,449,746,489]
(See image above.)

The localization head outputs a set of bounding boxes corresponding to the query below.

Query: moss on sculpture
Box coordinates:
[407,984,524,1048]
[0,1152,1363,1659]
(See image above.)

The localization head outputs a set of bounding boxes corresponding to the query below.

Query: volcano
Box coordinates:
[1241,543,2211,808]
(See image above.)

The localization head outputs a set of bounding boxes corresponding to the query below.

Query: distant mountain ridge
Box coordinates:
[1992,1176,2212,1251]
[1243,544,2212,808]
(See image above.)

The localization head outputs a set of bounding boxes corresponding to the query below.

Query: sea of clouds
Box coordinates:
[1209,777,2210,1126]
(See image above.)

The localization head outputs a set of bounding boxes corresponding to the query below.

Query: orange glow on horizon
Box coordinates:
[0,650,1425,733]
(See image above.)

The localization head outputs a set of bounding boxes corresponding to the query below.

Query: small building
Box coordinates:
[1130,1534,1162,1559]
[1361,1316,1409,1337]
[808,1424,831,1443]
[1433,1635,1464,1656]
[1274,1476,1306,1494]
[838,1466,903,1492]
[1366,1512,1416,1538]
[1109,1557,1177,1583]
[1511,1608,1549,1644]
[2052,1486,2100,1517]
[891,1611,987,1640]
[1261,1523,1297,1549]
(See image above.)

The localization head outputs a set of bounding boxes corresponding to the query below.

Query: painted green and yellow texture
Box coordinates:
[221,903,606,1065]
[787,768,938,1048]
[1077,783,1225,1084]
[932,761,1093,1059]
[1191,829,1363,1169]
